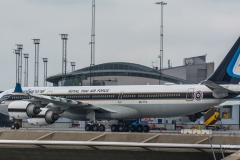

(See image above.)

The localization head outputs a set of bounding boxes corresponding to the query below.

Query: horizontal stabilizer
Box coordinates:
[201,80,238,98]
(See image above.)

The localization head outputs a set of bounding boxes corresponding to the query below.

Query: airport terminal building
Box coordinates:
[46,55,213,86]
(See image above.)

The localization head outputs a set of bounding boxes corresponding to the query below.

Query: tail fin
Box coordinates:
[208,37,240,84]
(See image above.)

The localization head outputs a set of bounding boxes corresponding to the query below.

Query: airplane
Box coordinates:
[1,37,240,133]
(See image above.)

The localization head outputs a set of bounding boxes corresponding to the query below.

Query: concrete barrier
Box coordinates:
[192,130,201,135]
[181,129,212,135]
[0,130,238,160]
[201,129,212,135]
[181,129,193,134]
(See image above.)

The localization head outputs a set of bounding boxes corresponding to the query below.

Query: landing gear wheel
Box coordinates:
[124,125,129,132]
[99,124,106,132]
[130,125,136,132]
[118,124,125,132]
[92,124,99,131]
[111,124,117,132]
[85,124,92,131]
[143,125,150,133]
[16,123,20,129]
[136,124,143,132]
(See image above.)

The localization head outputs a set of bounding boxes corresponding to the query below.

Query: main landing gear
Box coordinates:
[85,123,106,132]
[111,124,150,132]
[129,124,150,133]
[85,122,150,133]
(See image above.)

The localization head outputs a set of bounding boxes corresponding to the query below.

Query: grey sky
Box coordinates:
[0,0,240,90]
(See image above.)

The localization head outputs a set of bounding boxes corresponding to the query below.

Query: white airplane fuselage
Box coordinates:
[0,84,239,120]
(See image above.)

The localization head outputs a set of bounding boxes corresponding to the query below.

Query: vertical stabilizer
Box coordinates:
[208,37,240,84]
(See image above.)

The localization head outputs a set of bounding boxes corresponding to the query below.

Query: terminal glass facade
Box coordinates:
[56,76,82,86]
[48,62,192,86]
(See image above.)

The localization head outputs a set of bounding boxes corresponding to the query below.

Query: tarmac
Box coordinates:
[0,129,239,160]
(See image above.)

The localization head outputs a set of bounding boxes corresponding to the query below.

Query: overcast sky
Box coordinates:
[0,0,240,90]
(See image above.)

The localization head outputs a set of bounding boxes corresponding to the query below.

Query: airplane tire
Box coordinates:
[99,124,106,132]
[85,124,92,131]
[111,124,117,132]
[16,124,20,130]
[130,125,136,132]
[136,124,143,132]
[118,124,125,132]
[11,123,20,130]
[143,125,150,133]
[92,124,99,131]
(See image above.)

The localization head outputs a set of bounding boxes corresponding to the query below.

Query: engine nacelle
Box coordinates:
[8,101,42,119]
[28,108,60,126]
[188,112,203,122]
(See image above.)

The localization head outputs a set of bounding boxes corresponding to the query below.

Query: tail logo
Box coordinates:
[227,46,240,78]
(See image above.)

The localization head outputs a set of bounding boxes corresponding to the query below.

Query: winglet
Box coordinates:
[14,83,23,93]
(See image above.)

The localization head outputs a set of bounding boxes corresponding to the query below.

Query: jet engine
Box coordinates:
[8,101,41,119]
[28,108,60,126]
[188,112,203,122]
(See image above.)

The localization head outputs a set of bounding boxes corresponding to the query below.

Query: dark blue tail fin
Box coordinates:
[208,37,240,84]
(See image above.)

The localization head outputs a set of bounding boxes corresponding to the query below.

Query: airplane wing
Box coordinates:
[201,80,239,98]
[16,93,119,113]
[28,94,80,105]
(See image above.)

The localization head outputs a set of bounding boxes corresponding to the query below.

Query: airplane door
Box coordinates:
[186,88,194,101]
[118,91,124,103]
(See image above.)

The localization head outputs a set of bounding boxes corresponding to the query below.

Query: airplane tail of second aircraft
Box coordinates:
[208,37,240,84]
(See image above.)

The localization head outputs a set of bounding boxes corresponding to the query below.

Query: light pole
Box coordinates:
[24,54,29,87]
[16,44,23,85]
[42,58,48,87]
[60,34,68,86]
[90,0,96,86]
[14,49,20,84]
[158,55,162,85]
[32,39,40,87]
[70,62,76,72]
[155,1,167,85]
